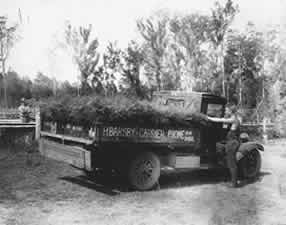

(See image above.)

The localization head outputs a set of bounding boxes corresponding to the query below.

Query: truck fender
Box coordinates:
[236,142,264,161]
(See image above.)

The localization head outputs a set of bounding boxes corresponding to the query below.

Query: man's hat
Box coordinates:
[240,132,249,141]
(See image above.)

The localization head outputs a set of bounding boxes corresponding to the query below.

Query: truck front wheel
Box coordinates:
[239,149,261,179]
[128,152,160,191]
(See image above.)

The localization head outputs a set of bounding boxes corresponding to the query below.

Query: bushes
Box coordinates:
[0,128,36,152]
[240,124,280,140]
[273,111,286,138]
[240,125,263,140]
[38,95,208,128]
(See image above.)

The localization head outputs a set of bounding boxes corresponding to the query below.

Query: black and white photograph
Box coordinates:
[0,0,286,224]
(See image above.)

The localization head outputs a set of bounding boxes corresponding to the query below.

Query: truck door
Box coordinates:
[200,95,226,163]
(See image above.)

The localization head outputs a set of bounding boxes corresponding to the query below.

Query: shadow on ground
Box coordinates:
[60,169,271,195]
[237,171,271,187]
[60,174,128,196]
[160,170,271,189]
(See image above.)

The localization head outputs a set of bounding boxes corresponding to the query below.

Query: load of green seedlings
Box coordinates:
[39,95,208,130]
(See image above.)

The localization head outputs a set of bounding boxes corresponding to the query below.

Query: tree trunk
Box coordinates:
[215,44,226,97]
[156,70,161,91]
[239,75,242,105]
[220,43,226,97]
[226,81,229,102]
[1,41,7,107]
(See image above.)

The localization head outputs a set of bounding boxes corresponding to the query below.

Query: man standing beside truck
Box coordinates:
[207,104,241,188]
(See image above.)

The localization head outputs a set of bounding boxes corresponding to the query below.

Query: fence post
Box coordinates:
[35,107,41,140]
[262,117,268,143]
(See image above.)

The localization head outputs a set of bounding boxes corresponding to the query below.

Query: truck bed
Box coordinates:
[40,123,202,172]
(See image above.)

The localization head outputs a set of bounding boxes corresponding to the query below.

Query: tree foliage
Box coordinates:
[120,41,148,98]
[137,14,169,90]
[224,26,264,106]
[65,23,100,95]
[169,14,214,91]
[208,0,239,96]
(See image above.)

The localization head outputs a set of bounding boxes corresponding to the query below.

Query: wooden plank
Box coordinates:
[83,148,92,171]
[40,139,92,171]
[241,123,274,126]
[40,131,63,139]
[0,122,36,125]
[0,125,36,128]
[40,131,93,145]
[0,120,36,124]
[0,119,22,123]
[35,107,41,140]
[175,155,200,169]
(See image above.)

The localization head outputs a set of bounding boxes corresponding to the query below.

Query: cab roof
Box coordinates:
[153,91,226,103]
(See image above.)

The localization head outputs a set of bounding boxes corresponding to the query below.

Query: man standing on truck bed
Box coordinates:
[207,104,241,188]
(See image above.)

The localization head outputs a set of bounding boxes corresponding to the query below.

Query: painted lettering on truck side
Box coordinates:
[102,126,195,142]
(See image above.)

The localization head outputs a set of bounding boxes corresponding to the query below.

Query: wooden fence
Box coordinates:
[241,118,275,142]
[0,108,40,140]
[0,108,21,120]
[0,108,37,120]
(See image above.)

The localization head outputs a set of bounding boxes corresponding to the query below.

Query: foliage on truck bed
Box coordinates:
[38,95,208,128]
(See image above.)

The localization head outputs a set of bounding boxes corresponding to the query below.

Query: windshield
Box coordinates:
[157,97,202,114]
[206,103,224,117]
[166,98,185,107]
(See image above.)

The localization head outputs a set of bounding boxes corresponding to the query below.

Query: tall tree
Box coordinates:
[31,72,54,99]
[0,16,18,107]
[65,23,100,95]
[120,41,147,98]
[100,42,121,95]
[208,0,238,97]
[169,14,212,91]
[0,71,32,107]
[225,26,264,107]
[57,81,78,97]
[137,14,169,90]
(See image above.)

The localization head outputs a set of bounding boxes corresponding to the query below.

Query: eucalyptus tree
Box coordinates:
[137,14,169,91]
[0,16,18,106]
[208,0,238,97]
[65,23,100,95]
[225,25,264,107]
[169,14,213,91]
[99,42,123,96]
[120,41,147,98]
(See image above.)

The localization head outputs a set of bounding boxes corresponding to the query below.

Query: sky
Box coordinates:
[0,0,285,82]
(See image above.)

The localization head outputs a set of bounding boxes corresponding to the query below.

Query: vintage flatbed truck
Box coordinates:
[39,91,263,191]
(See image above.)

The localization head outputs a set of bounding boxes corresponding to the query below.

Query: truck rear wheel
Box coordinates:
[128,152,160,191]
[239,149,261,179]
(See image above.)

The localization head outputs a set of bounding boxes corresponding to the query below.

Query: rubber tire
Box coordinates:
[128,152,160,191]
[239,149,261,179]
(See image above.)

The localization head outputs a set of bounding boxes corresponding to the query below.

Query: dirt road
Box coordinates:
[1,140,286,225]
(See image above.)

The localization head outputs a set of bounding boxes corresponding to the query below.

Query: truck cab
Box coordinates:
[153,91,227,164]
